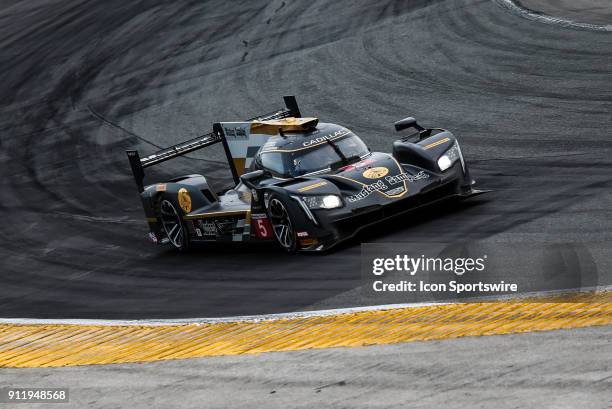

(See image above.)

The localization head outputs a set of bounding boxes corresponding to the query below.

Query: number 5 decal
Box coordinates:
[254,217,272,238]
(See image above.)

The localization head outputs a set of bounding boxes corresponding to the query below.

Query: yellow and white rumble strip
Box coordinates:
[0,291,610,368]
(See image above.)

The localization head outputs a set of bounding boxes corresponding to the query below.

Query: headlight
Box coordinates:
[437,143,465,172]
[302,195,343,209]
[437,155,452,171]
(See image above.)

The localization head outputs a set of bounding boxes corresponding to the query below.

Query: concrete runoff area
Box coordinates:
[0,325,610,409]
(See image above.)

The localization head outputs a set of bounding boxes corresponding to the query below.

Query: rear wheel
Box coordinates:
[267,195,298,253]
[158,198,190,251]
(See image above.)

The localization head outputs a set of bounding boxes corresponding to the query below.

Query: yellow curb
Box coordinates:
[1,291,611,367]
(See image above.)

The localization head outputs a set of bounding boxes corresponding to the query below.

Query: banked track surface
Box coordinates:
[0,0,611,319]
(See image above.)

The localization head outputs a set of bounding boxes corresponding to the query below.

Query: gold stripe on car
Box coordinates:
[298,181,328,192]
[423,137,451,150]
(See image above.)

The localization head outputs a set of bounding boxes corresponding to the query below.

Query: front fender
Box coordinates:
[393,131,458,172]
[262,186,322,233]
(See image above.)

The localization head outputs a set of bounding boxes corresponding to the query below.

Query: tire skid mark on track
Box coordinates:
[0,0,610,320]
[493,0,612,31]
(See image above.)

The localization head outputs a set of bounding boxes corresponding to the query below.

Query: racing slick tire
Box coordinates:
[156,195,191,252]
[266,194,299,253]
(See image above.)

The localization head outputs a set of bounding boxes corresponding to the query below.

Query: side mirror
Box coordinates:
[394,117,424,132]
[240,169,265,189]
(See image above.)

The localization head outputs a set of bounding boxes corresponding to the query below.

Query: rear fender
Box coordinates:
[141,175,217,221]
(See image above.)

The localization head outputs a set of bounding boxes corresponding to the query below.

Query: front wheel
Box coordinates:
[266,195,298,253]
[157,197,191,252]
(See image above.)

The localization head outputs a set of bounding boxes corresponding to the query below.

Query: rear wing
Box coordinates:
[126,96,301,192]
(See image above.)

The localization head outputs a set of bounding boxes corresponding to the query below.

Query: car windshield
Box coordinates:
[259,133,369,178]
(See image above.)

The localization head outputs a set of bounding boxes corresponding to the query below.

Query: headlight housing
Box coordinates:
[437,142,465,172]
[302,195,343,209]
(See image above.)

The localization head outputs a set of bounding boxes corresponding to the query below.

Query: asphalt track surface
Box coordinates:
[1,0,611,319]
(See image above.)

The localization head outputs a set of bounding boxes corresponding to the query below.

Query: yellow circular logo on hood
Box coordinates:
[178,188,192,213]
[362,167,389,179]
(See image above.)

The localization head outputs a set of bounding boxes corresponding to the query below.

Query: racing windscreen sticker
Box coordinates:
[302,128,350,147]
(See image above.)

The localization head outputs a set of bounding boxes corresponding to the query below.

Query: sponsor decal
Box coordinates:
[223,127,248,140]
[177,188,192,213]
[297,231,309,237]
[156,184,167,192]
[299,238,319,247]
[346,171,430,203]
[195,228,203,237]
[362,167,389,179]
[215,220,236,234]
[384,170,429,184]
[302,128,350,147]
[197,218,236,235]
[148,232,158,243]
[385,187,405,196]
[347,180,387,203]
[263,192,271,208]
[199,220,218,236]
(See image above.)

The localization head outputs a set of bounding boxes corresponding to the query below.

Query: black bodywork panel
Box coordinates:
[126,96,482,252]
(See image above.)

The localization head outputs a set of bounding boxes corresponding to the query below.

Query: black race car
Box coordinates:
[126,96,485,252]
